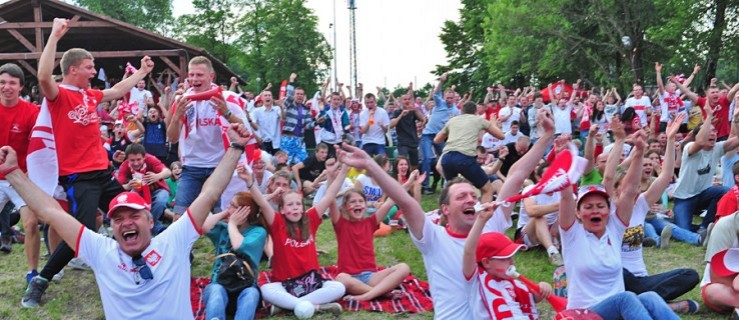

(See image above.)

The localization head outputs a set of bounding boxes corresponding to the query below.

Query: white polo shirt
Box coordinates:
[560,206,627,309]
[412,209,510,319]
[75,210,202,320]
[624,96,652,126]
[359,107,390,145]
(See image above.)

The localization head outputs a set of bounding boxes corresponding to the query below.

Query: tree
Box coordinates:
[174,0,244,66]
[75,0,173,33]
[234,0,332,94]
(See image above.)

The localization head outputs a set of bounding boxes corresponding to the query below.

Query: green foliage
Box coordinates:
[438,0,739,95]
[75,0,173,33]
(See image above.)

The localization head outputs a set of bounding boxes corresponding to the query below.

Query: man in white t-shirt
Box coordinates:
[552,98,573,135]
[359,93,390,156]
[624,85,652,127]
[498,95,521,133]
[167,56,248,218]
[502,121,525,145]
[336,107,556,319]
[2,123,252,318]
[129,80,154,111]
[253,90,282,154]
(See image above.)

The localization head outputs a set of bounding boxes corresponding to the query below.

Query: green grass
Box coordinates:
[0,195,720,319]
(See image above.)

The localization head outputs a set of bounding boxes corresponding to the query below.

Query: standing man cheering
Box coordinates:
[23,18,155,308]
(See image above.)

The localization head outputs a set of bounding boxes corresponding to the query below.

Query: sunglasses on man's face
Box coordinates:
[132,255,153,284]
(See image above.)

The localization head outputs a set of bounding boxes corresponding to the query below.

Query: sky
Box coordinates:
[171,0,463,90]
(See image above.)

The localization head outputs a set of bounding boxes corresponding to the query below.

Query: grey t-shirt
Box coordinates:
[673,141,726,199]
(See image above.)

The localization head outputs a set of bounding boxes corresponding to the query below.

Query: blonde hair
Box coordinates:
[188,56,213,72]
[61,48,93,76]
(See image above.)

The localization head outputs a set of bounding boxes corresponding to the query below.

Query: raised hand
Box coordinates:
[236,163,253,185]
[439,72,448,82]
[537,108,554,134]
[336,143,372,170]
[611,118,626,141]
[139,56,154,74]
[0,146,19,173]
[230,76,238,84]
[693,64,701,74]
[227,123,251,145]
[666,114,685,139]
[50,18,70,40]
[289,73,297,82]
[654,62,662,73]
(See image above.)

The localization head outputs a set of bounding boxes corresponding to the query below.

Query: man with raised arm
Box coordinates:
[336,107,555,319]
[420,73,458,194]
[671,77,739,141]
[280,72,314,165]
[1,123,251,318]
[23,18,155,308]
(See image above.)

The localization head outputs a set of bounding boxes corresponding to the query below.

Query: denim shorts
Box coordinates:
[351,271,375,285]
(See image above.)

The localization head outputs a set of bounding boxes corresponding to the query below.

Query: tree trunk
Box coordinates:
[704,0,727,88]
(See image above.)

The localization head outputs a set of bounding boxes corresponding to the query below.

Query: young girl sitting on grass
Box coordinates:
[238,159,346,316]
[330,164,411,301]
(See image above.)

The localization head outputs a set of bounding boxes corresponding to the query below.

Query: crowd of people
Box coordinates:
[1,17,739,319]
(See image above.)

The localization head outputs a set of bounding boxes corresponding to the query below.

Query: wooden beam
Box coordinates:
[33,0,42,51]
[0,49,183,60]
[16,59,37,76]
[0,21,115,29]
[159,56,180,75]
[178,52,187,82]
[70,15,81,22]
[0,17,36,51]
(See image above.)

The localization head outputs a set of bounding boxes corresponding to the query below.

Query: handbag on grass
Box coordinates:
[282,269,325,298]
[215,250,256,295]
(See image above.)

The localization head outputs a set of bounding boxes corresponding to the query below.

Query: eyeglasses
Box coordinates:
[132,255,153,285]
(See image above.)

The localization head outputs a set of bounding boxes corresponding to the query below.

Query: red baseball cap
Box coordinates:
[576,184,610,207]
[711,248,739,277]
[107,192,150,218]
[476,232,526,263]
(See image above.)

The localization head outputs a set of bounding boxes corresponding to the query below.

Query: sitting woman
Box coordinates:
[617,115,700,314]
[202,192,268,320]
[240,159,346,316]
[558,126,679,320]
[331,163,410,301]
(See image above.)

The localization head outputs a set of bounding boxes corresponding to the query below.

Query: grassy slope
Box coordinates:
[0,194,717,319]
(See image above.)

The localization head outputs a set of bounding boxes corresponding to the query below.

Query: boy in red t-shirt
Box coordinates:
[0,63,40,280]
[22,18,155,308]
[672,78,739,140]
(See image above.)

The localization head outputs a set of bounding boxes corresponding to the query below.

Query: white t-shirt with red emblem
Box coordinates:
[75,209,202,319]
[171,90,251,168]
[411,208,510,319]
[466,268,538,320]
[624,96,652,127]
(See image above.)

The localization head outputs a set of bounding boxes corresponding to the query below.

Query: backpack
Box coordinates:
[215,251,256,295]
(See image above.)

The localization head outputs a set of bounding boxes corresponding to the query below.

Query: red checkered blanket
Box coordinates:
[191,266,434,319]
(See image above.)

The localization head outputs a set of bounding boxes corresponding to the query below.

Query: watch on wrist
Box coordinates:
[229,142,245,151]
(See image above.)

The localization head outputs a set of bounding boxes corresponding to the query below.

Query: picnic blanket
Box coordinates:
[191,265,433,319]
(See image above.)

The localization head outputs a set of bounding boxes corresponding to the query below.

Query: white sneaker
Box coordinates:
[68,258,91,271]
[52,269,64,282]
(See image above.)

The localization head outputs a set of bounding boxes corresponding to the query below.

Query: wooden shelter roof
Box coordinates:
[0,0,243,86]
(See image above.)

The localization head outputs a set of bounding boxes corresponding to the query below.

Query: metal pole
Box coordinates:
[332,0,338,92]
[349,0,357,97]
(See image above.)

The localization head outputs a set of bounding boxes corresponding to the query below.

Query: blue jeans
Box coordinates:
[280,135,308,166]
[645,216,700,246]
[441,151,488,189]
[150,188,170,232]
[420,134,444,188]
[590,291,679,320]
[361,143,386,156]
[204,283,260,320]
[673,186,729,231]
[623,268,699,301]
[174,166,219,215]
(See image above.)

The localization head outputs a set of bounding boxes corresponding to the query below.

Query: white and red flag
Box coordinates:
[27,100,58,196]
[502,144,587,204]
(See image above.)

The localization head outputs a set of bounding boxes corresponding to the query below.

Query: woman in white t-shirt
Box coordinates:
[617,115,700,314]
[558,130,679,319]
